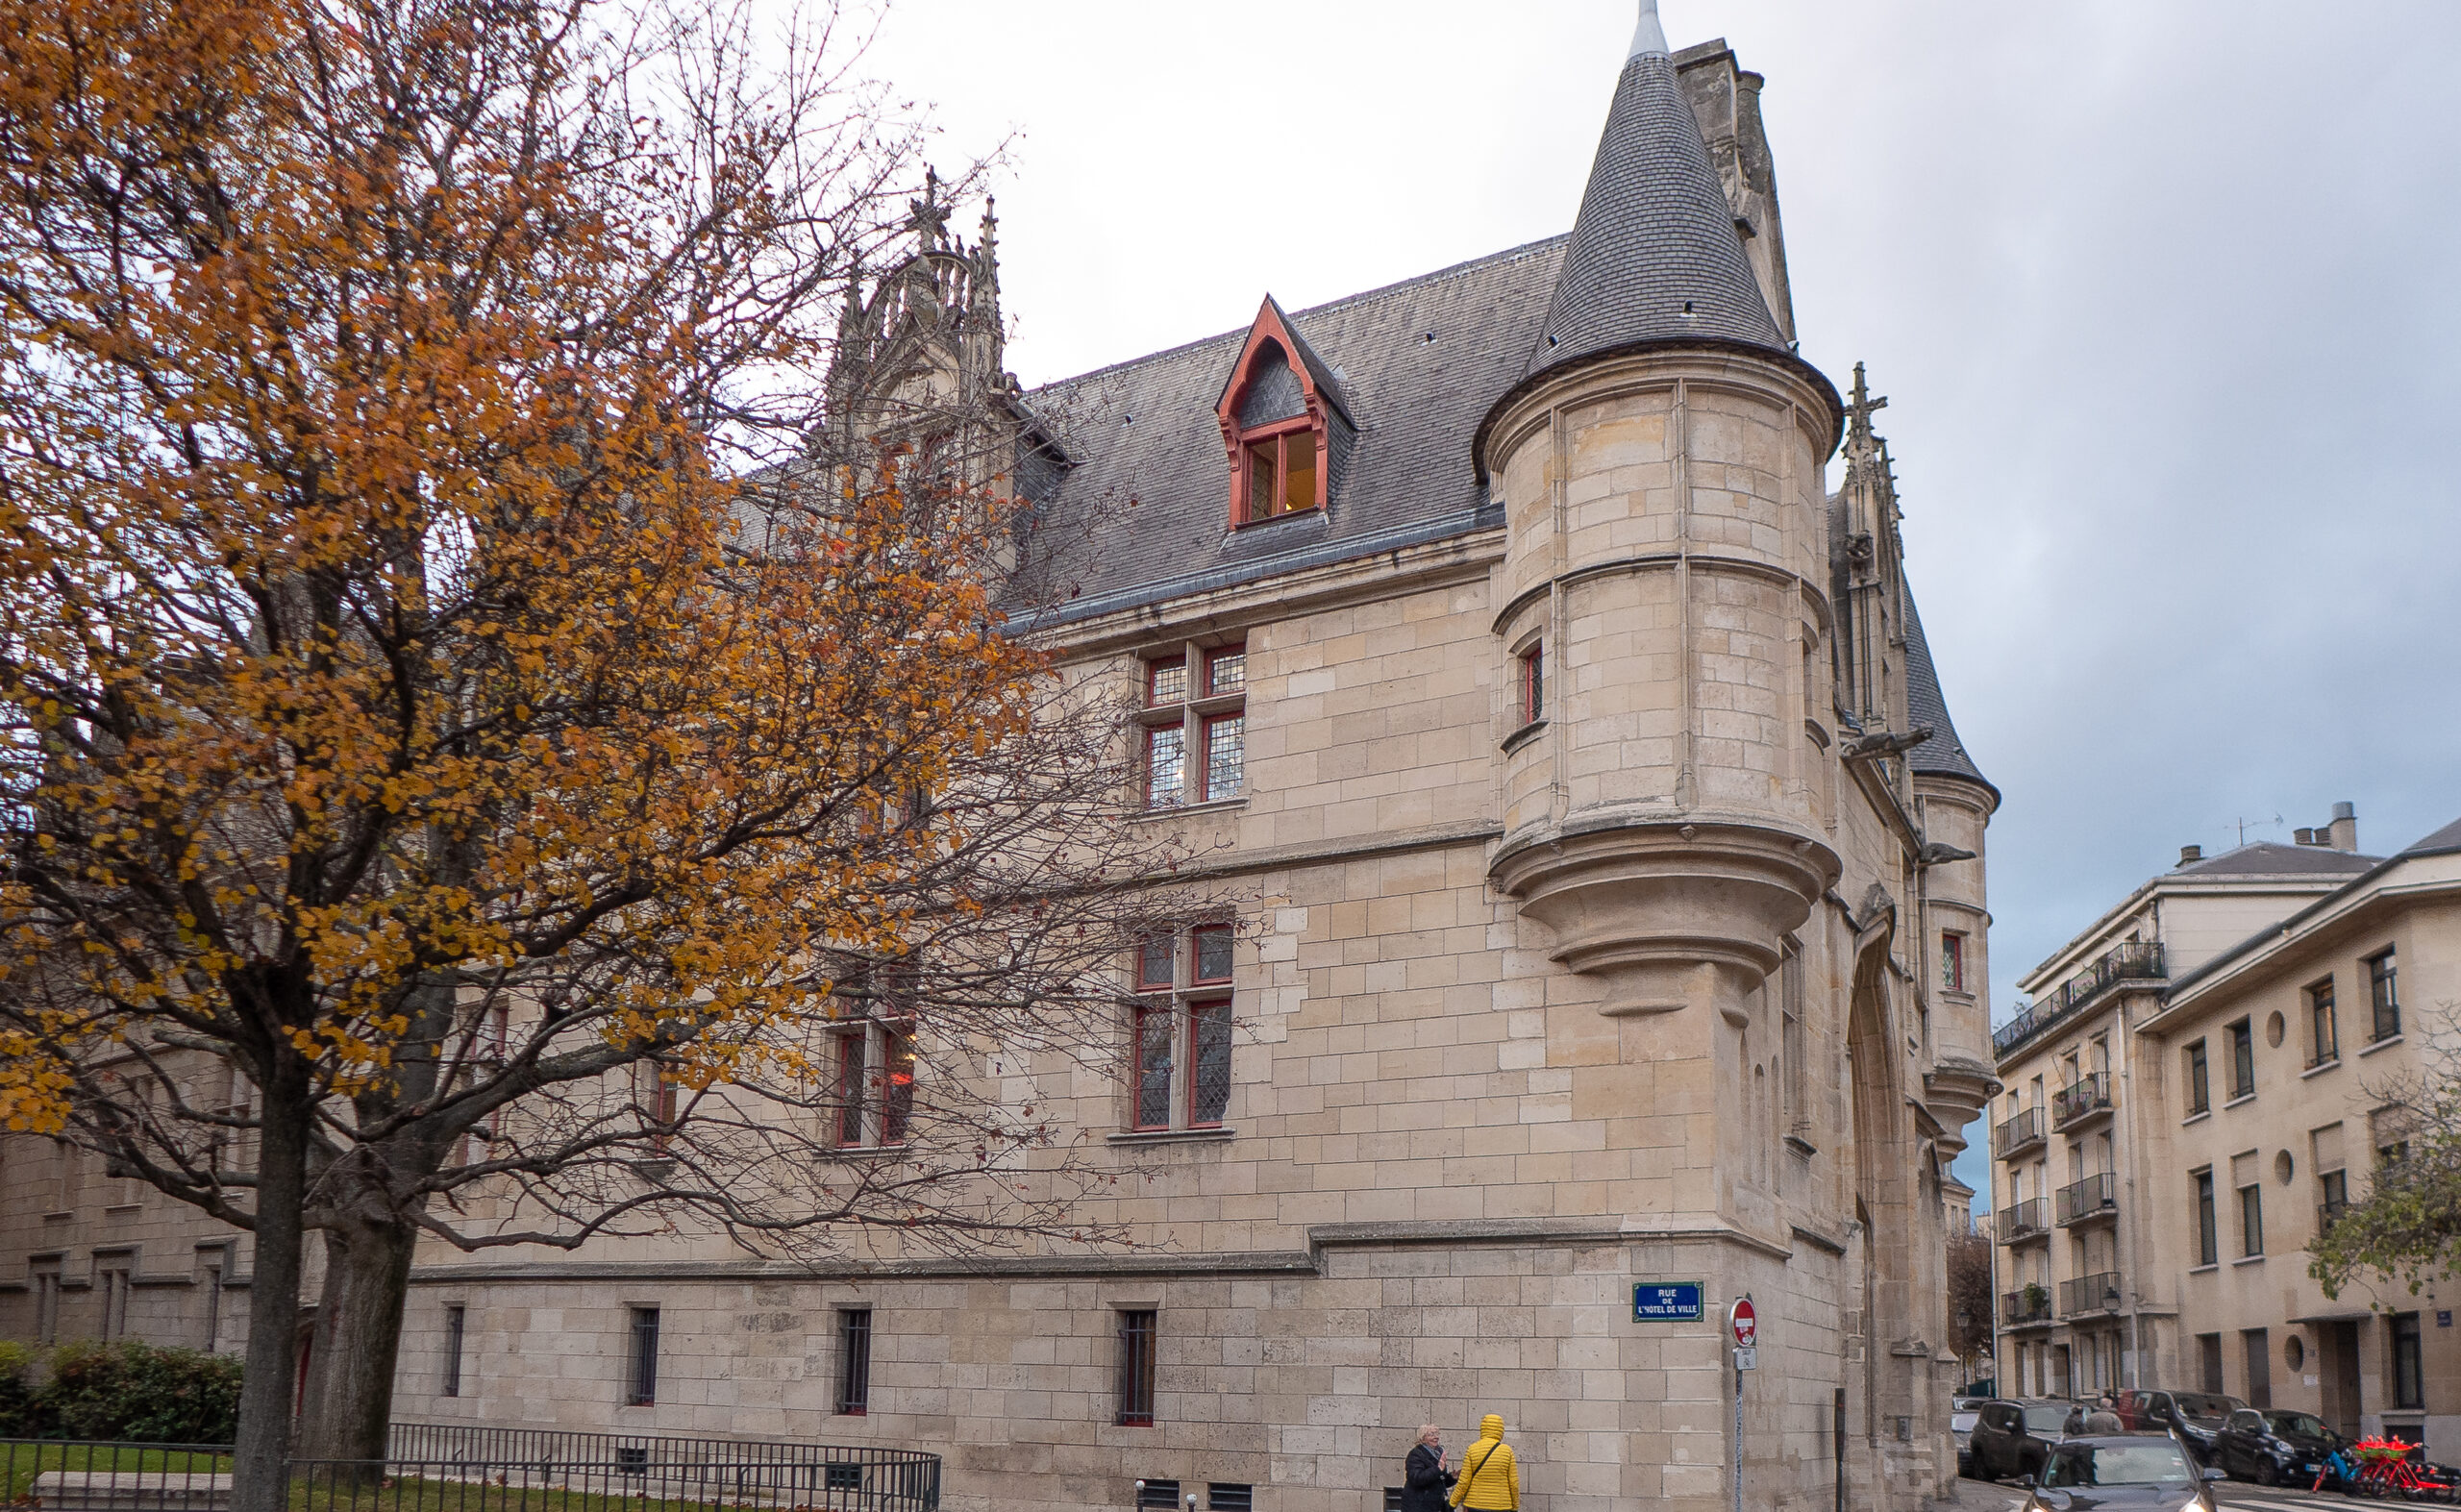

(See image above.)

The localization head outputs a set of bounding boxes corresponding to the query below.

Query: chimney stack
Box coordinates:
[2178,845,2203,867]
[2295,828,2318,846]
[2326,801,2358,854]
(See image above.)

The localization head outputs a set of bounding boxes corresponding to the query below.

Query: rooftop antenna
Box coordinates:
[2230,813,2282,847]
[1628,0,1669,59]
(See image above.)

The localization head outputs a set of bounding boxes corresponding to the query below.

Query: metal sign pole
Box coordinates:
[1732,1361,1744,1512]
[1726,1295,1754,1512]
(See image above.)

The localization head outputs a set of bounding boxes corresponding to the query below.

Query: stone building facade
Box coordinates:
[2,11,2001,1511]
[1991,809,2461,1461]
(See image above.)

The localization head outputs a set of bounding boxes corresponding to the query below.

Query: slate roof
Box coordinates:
[1524,49,1787,383]
[2175,841,2377,878]
[1020,237,1566,624]
[1902,591,1993,796]
[2401,814,2461,855]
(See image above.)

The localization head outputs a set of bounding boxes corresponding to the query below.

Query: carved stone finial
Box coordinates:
[907,167,952,251]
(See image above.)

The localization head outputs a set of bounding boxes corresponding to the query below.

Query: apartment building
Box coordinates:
[1989,810,2374,1400]
[1992,807,2461,1461]
[2135,815,2461,1457]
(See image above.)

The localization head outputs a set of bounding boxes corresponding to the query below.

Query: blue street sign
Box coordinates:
[1633,1281,1705,1322]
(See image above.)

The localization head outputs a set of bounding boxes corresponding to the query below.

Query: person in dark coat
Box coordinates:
[1402,1424,1455,1512]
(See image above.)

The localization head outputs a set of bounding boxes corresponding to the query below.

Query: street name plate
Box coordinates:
[1632,1281,1704,1322]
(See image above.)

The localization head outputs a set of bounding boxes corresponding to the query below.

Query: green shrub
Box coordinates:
[34,1340,243,1445]
[0,1340,37,1437]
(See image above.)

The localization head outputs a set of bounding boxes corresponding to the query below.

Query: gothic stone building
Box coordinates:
[1,12,2001,1511]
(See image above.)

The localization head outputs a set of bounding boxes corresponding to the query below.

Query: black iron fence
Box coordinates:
[2055,1171,2117,1227]
[7,1428,939,1512]
[1,1439,236,1509]
[2051,1072,2113,1128]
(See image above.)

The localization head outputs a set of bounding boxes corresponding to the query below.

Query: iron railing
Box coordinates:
[2059,1271,2124,1317]
[379,1425,938,1510]
[1995,941,2167,1057]
[5,1430,938,1512]
[1997,1198,2048,1243]
[2001,1288,2052,1326]
[2055,1172,2118,1226]
[1,1440,235,1511]
[1996,1106,2046,1157]
[2051,1073,2114,1128]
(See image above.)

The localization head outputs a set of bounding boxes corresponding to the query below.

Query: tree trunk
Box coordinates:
[230,1070,310,1512]
[295,1218,417,1469]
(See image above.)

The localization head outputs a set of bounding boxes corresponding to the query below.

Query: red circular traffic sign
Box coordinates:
[1728,1298,1757,1348]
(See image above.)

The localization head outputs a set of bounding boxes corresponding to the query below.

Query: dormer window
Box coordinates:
[1239,412,1318,525]
[1216,297,1355,530]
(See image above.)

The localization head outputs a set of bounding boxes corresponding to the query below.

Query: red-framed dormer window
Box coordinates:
[1217,298,1345,530]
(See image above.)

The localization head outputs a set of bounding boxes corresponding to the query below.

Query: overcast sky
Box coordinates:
[858,1,2461,1202]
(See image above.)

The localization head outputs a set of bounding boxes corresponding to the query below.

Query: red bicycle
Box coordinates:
[2343,1437,2456,1502]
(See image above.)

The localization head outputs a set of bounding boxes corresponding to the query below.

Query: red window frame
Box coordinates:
[1136,934,1176,993]
[1942,931,1966,994]
[1186,996,1232,1129]
[1190,924,1233,987]
[1232,417,1321,527]
[833,1028,868,1148]
[1518,643,1544,726]
[1199,712,1244,803]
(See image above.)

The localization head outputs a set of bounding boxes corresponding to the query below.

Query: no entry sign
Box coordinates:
[1728,1298,1757,1349]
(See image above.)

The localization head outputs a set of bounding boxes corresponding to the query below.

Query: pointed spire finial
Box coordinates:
[1628,0,1669,60]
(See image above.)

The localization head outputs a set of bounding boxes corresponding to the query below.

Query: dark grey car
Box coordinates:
[1971,1400,2083,1482]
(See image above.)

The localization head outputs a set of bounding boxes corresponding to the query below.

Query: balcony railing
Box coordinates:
[2059,1271,2125,1317]
[1996,940,2168,1058]
[2319,1198,2350,1234]
[2056,1171,2118,1226]
[1998,1198,2048,1243]
[2052,1072,2114,1128]
[1997,1105,2046,1156]
[2002,1287,2053,1326]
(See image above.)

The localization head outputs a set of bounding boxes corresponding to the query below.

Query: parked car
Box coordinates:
[1969,1400,2083,1482]
[1953,1406,1980,1476]
[2110,1388,2246,1460]
[2212,1408,2342,1486]
[2021,1436,2225,1512]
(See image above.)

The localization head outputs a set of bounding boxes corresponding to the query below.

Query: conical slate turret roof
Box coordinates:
[1903,591,1996,799]
[1526,14,1787,380]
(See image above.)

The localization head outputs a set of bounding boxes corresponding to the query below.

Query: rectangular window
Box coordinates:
[835,1308,872,1416]
[2228,1019,2255,1099]
[834,1029,868,1148]
[2369,950,2399,1042]
[1202,713,1244,802]
[2195,1171,2218,1266]
[880,1021,914,1146]
[2320,1166,2349,1226]
[1131,926,1237,1132]
[2240,1181,2264,1257]
[1941,931,1967,994]
[2244,1327,2272,1409]
[2310,979,2339,1066]
[1116,1310,1157,1427]
[1133,1002,1175,1131]
[442,1304,466,1398]
[201,1264,223,1351]
[1189,999,1232,1128]
[2391,1312,2424,1410]
[1238,427,1319,525]
[2199,1333,2225,1396]
[626,1307,659,1406]
[1144,725,1186,808]
[1518,644,1544,726]
[1142,645,1247,808]
[1135,1481,1181,1511]
[98,1264,131,1341]
[1208,1486,1255,1512]
[33,1272,60,1345]
[2184,1041,2210,1116]
[1779,943,1806,1137]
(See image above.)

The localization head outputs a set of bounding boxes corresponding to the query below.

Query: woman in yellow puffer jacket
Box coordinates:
[1449,1414,1520,1510]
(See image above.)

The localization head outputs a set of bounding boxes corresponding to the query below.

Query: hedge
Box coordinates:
[0,1339,242,1444]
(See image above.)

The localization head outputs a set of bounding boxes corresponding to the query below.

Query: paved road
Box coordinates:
[1964,1476,2368,1511]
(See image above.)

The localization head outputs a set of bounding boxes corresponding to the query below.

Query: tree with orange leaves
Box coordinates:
[0,0,1191,1499]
